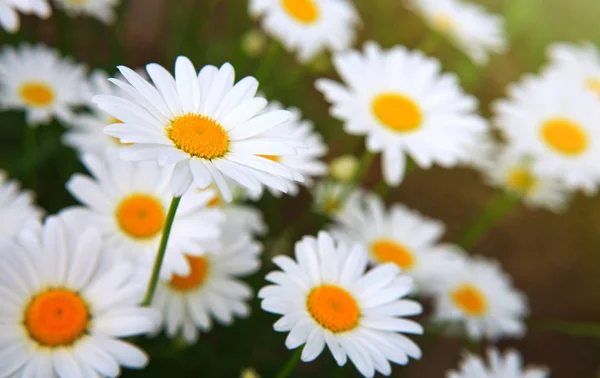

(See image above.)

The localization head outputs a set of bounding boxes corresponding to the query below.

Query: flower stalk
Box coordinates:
[275,348,303,378]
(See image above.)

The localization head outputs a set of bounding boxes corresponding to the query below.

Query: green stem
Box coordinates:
[457,191,520,251]
[254,42,282,86]
[336,150,375,206]
[142,196,182,306]
[275,348,303,378]
[530,320,600,338]
[373,157,417,199]
[23,125,36,190]
[416,32,442,54]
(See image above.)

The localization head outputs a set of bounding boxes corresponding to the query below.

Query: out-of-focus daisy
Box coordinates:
[256,101,327,196]
[249,0,359,62]
[259,231,423,377]
[0,43,88,125]
[0,0,50,33]
[433,256,528,340]
[152,229,261,344]
[316,42,487,186]
[545,41,600,99]
[0,210,160,377]
[494,70,600,194]
[53,0,120,24]
[0,170,42,238]
[94,57,303,200]
[483,148,572,212]
[407,0,506,65]
[331,194,462,294]
[447,348,549,378]
[66,152,225,279]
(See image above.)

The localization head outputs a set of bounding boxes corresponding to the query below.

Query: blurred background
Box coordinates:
[1,0,599,376]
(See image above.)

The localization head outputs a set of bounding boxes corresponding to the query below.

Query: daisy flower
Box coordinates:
[493,70,600,194]
[0,43,88,126]
[94,57,304,200]
[53,0,120,24]
[66,152,225,279]
[432,256,528,340]
[545,41,600,99]
[407,0,506,65]
[259,231,423,377]
[0,210,160,377]
[0,0,50,33]
[483,148,572,212]
[152,228,261,344]
[0,170,42,238]
[330,194,462,294]
[316,41,488,186]
[447,348,549,378]
[248,0,360,62]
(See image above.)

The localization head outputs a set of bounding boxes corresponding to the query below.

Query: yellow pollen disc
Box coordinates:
[506,167,537,193]
[170,255,209,291]
[371,239,415,270]
[116,194,166,239]
[207,195,223,208]
[585,78,600,97]
[433,13,455,32]
[19,81,55,107]
[306,284,360,333]
[167,113,229,159]
[257,154,281,163]
[281,0,319,24]
[540,118,588,156]
[372,93,422,133]
[25,289,89,346]
[450,284,488,317]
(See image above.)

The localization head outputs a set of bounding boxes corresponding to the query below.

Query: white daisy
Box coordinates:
[484,147,572,212]
[66,152,225,279]
[94,57,304,200]
[545,41,600,99]
[249,0,359,62]
[448,348,549,378]
[0,170,42,238]
[0,0,50,33]
[259,231,423,377]
[53,0,120,24]
[316,41,488,186]
[256,100,327,196]
[433,255,528,341]
[330,193,463,294]
[407,0,506,65]
[0,43,88,126]
[0,210,160,377]
[152,228,261,344]
[493,70,600,194]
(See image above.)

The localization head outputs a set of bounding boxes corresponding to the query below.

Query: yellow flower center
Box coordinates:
[450,284,488,317]
[167,113,229,159]
[306,284,360,333]
[433,13,455,32]
[25,289,89,346]
[281,0,319,24]
[585,77,600,97]
[257,154,281,162]
[207,194,223,208]
[19,81,55,107]
[372,93,422,133]
[169,255,209,292]
[371,239,415,270]
[506,167,537,193]
[116,194,166,239]
[540,118,588,156]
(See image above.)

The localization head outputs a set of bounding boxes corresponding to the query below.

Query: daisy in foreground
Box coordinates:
[152,228,262,344]
[493,70,600,194]
[407,0,506,65]
[330,193,462,294]
[0,170,42,238]
[53,0,120,24]
[94,57,303,200]
[316,41,487,186]
[433,256,528,340]
[0,43,88,125]
[259,231,423,377]
[545,41,600,99]
[0,0,50,33]
[67,152,225,279]
[0,211,159,377]
[447,348,549,378]
[248,0,360,62]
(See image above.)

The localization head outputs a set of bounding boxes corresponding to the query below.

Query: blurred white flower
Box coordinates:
[0,170,42,238]
[0,0,50,33]
[545,41,600,99]
[447,348,549,378]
